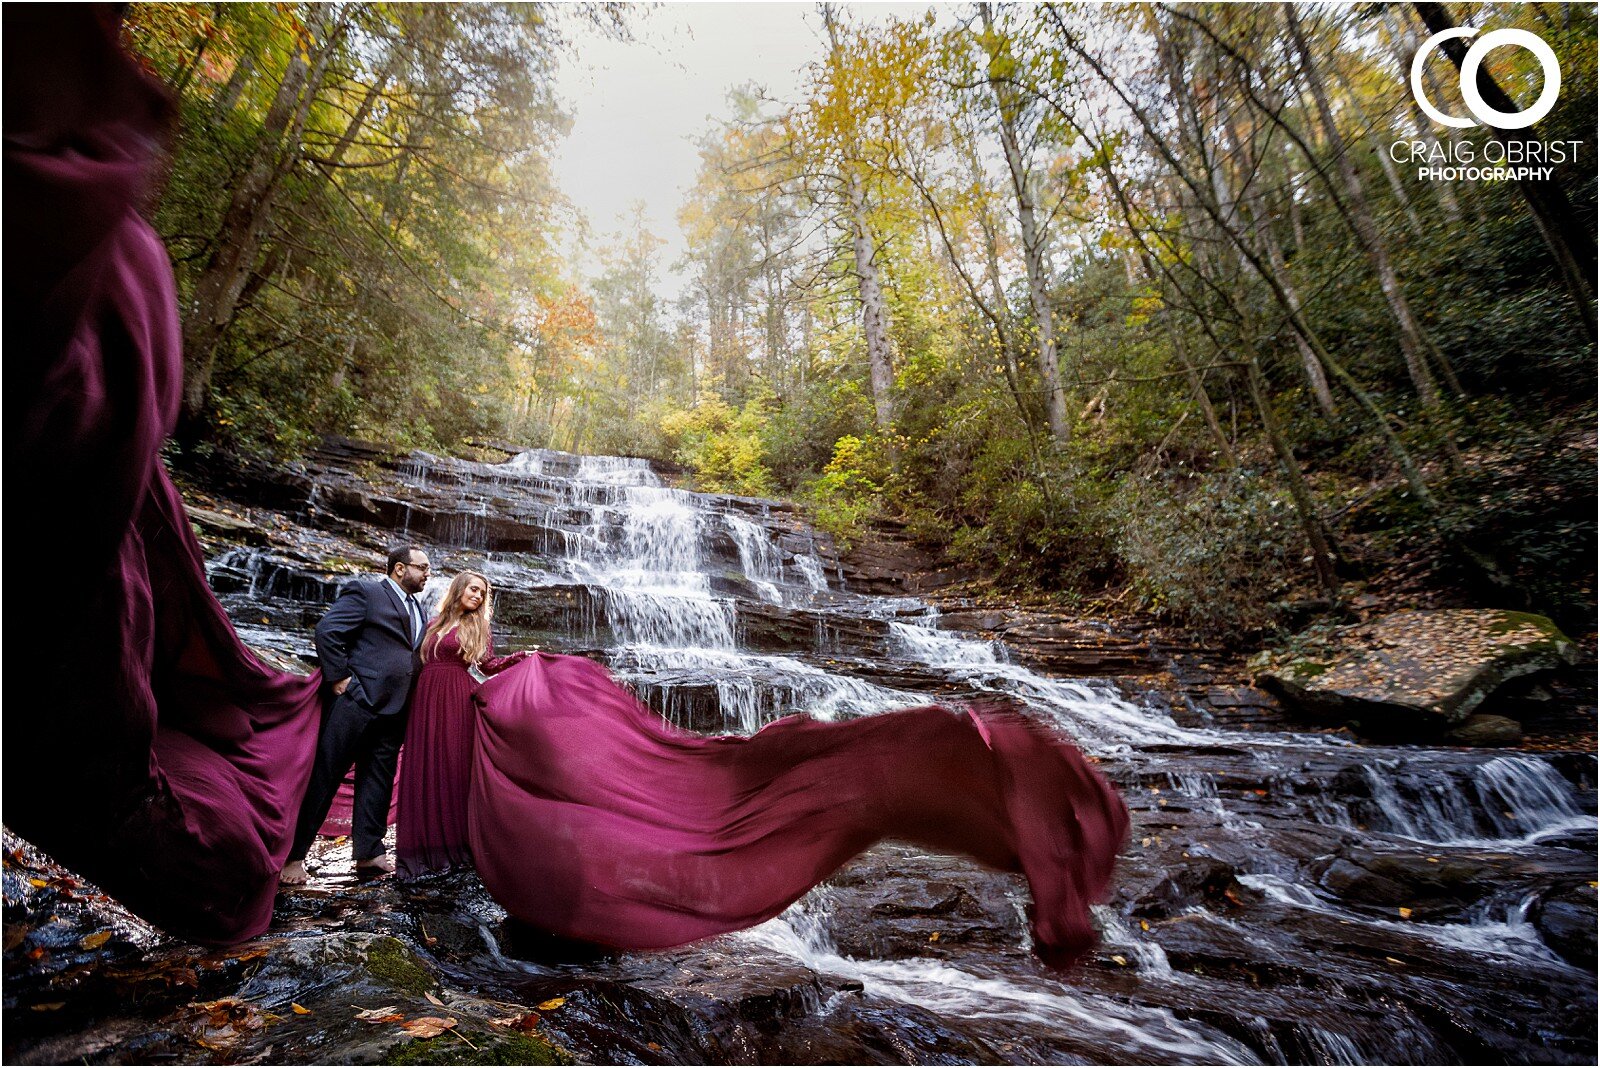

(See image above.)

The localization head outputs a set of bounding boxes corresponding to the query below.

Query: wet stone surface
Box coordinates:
[5,440,1596,1064]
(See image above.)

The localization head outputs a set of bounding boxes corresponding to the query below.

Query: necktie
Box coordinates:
[406,594,422,644]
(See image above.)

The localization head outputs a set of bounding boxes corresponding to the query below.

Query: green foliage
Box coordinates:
[126,2,591,458]
[802,434,886,550]
[383,1032,574,1066]
[1115,470,1301,636]
[137,1,1593,641]
[659,393,777,497]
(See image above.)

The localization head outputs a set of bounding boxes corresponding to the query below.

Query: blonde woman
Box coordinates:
[396,571,530,877]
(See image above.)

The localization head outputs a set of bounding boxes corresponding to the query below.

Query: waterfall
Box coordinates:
[200,441,1597,1064]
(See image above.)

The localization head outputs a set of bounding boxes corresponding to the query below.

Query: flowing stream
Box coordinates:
[204,444,1596,1064]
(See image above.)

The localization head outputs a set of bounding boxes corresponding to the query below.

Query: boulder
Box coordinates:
[184,505,268,546]
[1443,713,1523,747]
[1534,885,1598,969]
[1257,610,1576,737]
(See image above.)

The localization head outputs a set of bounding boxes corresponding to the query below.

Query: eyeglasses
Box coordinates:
[407,561,432,572]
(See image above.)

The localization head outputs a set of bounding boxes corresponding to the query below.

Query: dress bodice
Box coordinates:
[421,625,523,676]
[423,628,473,671]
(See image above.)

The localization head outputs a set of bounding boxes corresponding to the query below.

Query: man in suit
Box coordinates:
[280,544,432,883]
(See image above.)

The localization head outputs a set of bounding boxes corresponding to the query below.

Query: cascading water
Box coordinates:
[203,443,1596,1064]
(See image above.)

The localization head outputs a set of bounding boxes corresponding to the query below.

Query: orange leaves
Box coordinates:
[355,1005,405,1023]
[490,1011,543,1032]
[172,997,267,1050]
[355,1005,475,1047]
[400,1016,459,1039]
[79,931,112,951]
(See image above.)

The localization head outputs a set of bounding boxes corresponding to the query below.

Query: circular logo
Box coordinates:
[1411,27,1561,130]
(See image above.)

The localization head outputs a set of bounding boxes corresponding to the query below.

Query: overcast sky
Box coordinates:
[549,3,923,301]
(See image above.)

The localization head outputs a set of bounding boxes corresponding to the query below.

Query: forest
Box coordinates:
[125,1,1597,641]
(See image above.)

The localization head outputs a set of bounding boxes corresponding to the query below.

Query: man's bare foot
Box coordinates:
[355,853,395,879]
[279,859,308,887]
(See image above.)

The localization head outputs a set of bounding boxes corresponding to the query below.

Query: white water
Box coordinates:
[738,904,1258,1064]
[1308,756,1594,848]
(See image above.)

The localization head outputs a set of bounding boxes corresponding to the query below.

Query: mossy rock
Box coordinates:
[1257,609,1576,739]
[366,935,435,996]
[383,1031,574,1065]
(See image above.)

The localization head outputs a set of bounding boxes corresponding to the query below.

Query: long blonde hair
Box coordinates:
[422,571,493,665]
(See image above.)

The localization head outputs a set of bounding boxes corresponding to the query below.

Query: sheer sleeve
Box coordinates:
[479,628,530,676]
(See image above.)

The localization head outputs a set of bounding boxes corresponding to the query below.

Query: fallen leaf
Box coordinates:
[4,925,29,952]
[400,1016,457,1039]
[173,997,266,1049]
[536,997,566,1012]
[292,1003,312,1015]
[355,1005,403,1023]
[1385,956,1405,966]
[1111,955,1128,966]
[1139,920,1150,931]
[80,931,112,950]
[490,1012,542,1032]
[647,1042,662,1051]
[1397,907,1413,920]
[28,878,48,888]
[30,1002,65,1011]
[424,991,445,1007]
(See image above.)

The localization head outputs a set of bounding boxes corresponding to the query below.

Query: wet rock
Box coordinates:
[1129,858,1261,918]
[821,849,1027,962]
[934,610,1010,633]
[1258,610,1578,737]
[1444,714,1524,747]
[1534,886,1597,969]
[1310,848,1510,913]
[1313,857,1411,906]
[184,504,268,545]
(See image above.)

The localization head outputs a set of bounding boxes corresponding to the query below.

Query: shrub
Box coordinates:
[659,391,775,496]
[1114,468,1300,637]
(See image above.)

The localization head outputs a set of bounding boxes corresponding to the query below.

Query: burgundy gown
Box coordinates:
[396,629,525,877]
[470,653,1129,967]
[6,6,324,943]
[12,6,1130,963]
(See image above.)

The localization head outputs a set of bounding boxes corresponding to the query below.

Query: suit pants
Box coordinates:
[289,689,406,863]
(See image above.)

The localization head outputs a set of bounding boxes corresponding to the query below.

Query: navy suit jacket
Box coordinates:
[314,577,424,717]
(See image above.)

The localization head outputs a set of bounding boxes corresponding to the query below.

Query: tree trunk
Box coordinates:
[180,7,343,433]
[212,52,253,119]
[1383,8,1462,223]
[823,7,895,433]
[1412,1,1597,335]
[1161,307,1237,466]
[1261,209,1338,415]
[847,173,895,431]
[1245,358,1341,597]
[981,3,1068,442]
[1219,99,1338,417]
[1284,4,1456,410]
[1330,63,1424,235]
